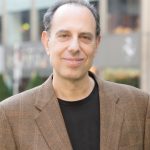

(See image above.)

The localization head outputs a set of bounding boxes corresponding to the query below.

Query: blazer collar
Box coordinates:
[34,73,124,150]
[97,77,124,150]
[34,75,72,150]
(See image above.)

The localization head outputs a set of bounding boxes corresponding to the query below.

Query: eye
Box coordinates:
[83,35,91,40]
[80,35,93,44]
[57,32,71,42]
[59,34,68,38]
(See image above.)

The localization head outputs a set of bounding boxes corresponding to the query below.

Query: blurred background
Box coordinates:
[0,0,149,101]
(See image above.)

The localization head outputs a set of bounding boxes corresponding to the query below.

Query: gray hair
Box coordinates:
[43,0,100,37]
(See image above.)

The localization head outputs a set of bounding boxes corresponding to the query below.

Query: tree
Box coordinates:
[26,73,44,90]
[0,74,12,101]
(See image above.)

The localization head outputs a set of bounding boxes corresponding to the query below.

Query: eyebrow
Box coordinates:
[56,30,70,35]
[56,30,94,37]
[79,32,93,37]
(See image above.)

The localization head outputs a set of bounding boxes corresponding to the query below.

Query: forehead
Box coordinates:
[50,4,96,32]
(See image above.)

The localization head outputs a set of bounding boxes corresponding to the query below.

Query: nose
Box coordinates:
[68,37,80,55]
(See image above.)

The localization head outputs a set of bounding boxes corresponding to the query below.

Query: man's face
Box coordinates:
[42,4,100,81]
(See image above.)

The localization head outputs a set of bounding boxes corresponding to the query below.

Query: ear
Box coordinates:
[41,31,50,56]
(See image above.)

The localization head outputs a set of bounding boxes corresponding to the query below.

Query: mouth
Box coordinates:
[62,58,84,67]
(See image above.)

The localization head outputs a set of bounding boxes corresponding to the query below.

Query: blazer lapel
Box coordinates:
[34,73,124,150]
[34,76,72,150]
[99,79,124,150]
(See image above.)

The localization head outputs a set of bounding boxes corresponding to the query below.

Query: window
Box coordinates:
[21,10,30,41]
[7,10,30,45]
[108,0,140,34]
[38,8,47,37]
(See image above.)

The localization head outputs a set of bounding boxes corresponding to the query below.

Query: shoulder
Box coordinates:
[100,79,150,120]
[0,75,53,115]
[0,85,41,112]
[92,71,149,100]
[102,79,149,99]
[99,79,149,111]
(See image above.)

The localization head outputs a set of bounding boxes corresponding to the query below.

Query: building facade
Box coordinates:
[0,0,149,92]
[0,0,99,77]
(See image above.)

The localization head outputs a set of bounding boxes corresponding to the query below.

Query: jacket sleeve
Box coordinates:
[144,94,150,150]
[0,104,16,150]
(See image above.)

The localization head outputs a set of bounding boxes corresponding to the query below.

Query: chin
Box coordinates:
[62,71,88,81]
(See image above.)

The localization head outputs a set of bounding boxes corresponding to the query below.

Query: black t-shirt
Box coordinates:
[58,81,100,150]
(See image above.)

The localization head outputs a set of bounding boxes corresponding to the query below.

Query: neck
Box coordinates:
[52,74,95,101]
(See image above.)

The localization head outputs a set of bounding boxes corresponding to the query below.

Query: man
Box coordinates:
[0,0,150,150]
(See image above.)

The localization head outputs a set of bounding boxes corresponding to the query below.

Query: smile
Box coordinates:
[62,58,84,67]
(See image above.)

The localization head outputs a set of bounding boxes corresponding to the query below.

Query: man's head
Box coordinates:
[43,0,100,37]
[41,0,101,81]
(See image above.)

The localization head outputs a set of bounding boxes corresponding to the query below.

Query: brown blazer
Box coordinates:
[0,74,150,150]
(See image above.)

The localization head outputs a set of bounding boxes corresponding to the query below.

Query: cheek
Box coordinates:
[49,43,67,55]
[91,44,97,56]
[49,49,61,67]
[87,47,97,58]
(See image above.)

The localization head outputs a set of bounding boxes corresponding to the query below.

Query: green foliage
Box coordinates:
[103,69,140,88]
[0,74,12,101]
[26,73,44,90]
